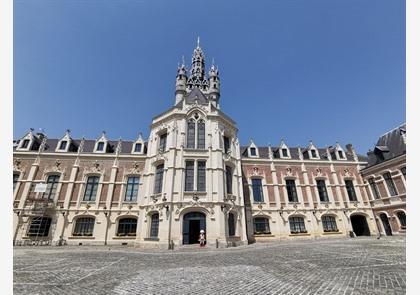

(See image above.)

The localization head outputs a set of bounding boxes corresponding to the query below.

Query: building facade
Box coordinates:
[360,125,406,236]
[13,42,404,248]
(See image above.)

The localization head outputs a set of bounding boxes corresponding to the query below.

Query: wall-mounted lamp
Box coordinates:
[221,205,226,212]
[165,205,169,212]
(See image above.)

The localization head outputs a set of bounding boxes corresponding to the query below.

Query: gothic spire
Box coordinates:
[190,37,206,81]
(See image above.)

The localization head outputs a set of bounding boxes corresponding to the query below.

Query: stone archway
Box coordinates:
[182,212,206,245]
[350,214,370,236]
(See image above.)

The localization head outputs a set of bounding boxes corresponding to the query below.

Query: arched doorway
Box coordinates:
[350,215,370,236]
[183,212,206,244]
[379,213,393,236]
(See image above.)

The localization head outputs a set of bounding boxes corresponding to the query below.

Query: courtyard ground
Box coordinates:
[13,236,405,295]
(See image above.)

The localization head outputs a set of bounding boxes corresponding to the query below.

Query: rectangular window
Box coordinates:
[253,217,270,234]
[159,133,167,151]
[59,141,67,150]
[197,161,206,191]
[27,217,52,237]
[226,166,233,194]
[250,147,256,156]
[286,179,299,202]
[43,175,60,200]
[83,176,99,201]
[197,121,205,149]
[282,148,288,157]
[21,139,30,149]
[223,136,231,153]
[383,172,398,196]
[97,142,105,151]
[338,150,344,159]
[125,177,140,202]
[73,218,95,236]
[345,180,357,201]
[311,150,317,158]
[401,167,406,180]
[13,173,19,191]
[150,214,159,238]
[187,122,195,149]
[289,217,306,233]
[185,161,195,191]
[316,179,329,202]
[134,143,142,153]
[154,165,164,194]
[368,178,381,199]
[322,216,338,232]
[252,178,264,202]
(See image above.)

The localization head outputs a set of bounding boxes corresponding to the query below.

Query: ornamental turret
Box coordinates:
[208,60,220,108]
[175,57,187,105]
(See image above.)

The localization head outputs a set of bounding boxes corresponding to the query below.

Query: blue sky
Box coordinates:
[14,0,405,154]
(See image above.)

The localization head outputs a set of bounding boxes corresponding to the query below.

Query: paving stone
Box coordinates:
[13,236,406,294]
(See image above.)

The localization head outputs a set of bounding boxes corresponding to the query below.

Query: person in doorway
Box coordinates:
[199,229,206,247]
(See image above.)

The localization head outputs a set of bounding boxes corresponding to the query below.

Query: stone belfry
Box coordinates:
[175,38,220,108]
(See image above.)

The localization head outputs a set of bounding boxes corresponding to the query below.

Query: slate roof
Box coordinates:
[365,123,406,167]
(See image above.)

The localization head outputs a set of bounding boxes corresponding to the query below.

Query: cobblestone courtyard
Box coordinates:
[13,236,405,295]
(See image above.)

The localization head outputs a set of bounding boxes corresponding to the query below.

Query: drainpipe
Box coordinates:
[104,210,109,245]
[167,203,173,250]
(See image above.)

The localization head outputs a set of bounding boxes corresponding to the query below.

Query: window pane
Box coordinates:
[84,176,99,201]
[316,180,329,202]
[73,217,95,236]
[228,213,235,236]
[125,177,140,202]
[27,217,52,237]
[43,175,60,200]
[311,150,317,158]
[282,148,288,157]
[59,141,67,150]
[345,180,357,201]
[226,166,233,194]
[289,217,306,233]
[253,217,270,234]
[97,142,104,151]
[197,121,205,149]
[383,172,398,196]
[252,179,263,202]
[154,165,164,194]
[286,180,298,202]
[22,139,30,148]
[117,218,137,236]
[322,216,338,232]
[250,147,256,156]
[13,173,19,191]
[368,178,381,199]
[159,133,167,151]
[134,143,142,152]
[397,212,406,227]
[150,214,159,238]
[224,136,230,153]
[187,121,195,149]
[197,161,206,191]
[185,161,195,191]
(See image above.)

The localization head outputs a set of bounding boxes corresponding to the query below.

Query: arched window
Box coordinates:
[253,217,270,234]
[43,175,60,200]
[228,213,236,236]
[197,120,205,149]
[27,217,52,237]
[83,176,100,201]
[396,211,406,229]
[383,172,398,196]
[226,166,233,194]
[322,216,338,232]
[117,218,137,236]
[187,120,195,149]
[154,165,164,194]
[73,217,95,236]
[289,217,306,234]
[368,178,381,199]
[150,214,159,238]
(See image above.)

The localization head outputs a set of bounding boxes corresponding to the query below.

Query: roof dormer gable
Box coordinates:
[247,139,259,158]
[306,141,320,159]
[132,133,145,154]
[334,142,347,160]
[279,139,291,159]
[94,131,108,153]
[56,129,73,152]
[16,128,37,151]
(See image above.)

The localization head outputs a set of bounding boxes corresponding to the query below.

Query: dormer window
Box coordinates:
[134,143,142,153]
[282,148,288,157]
[337,150,345,159]
[250,147,257,156]
[21,139,30,149]
[97,142,105,152]
[311,149,317,158]
[59,141,68,150]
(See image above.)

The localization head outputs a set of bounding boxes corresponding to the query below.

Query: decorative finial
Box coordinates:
[197,36,200,47]
[66,129,71,134]
[181,55,185,66]
[212,57,215,65]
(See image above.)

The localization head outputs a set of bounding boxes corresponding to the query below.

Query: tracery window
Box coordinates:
[186,113,205,149]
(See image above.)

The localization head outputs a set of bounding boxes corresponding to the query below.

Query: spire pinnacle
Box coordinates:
[197,36,200,47]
